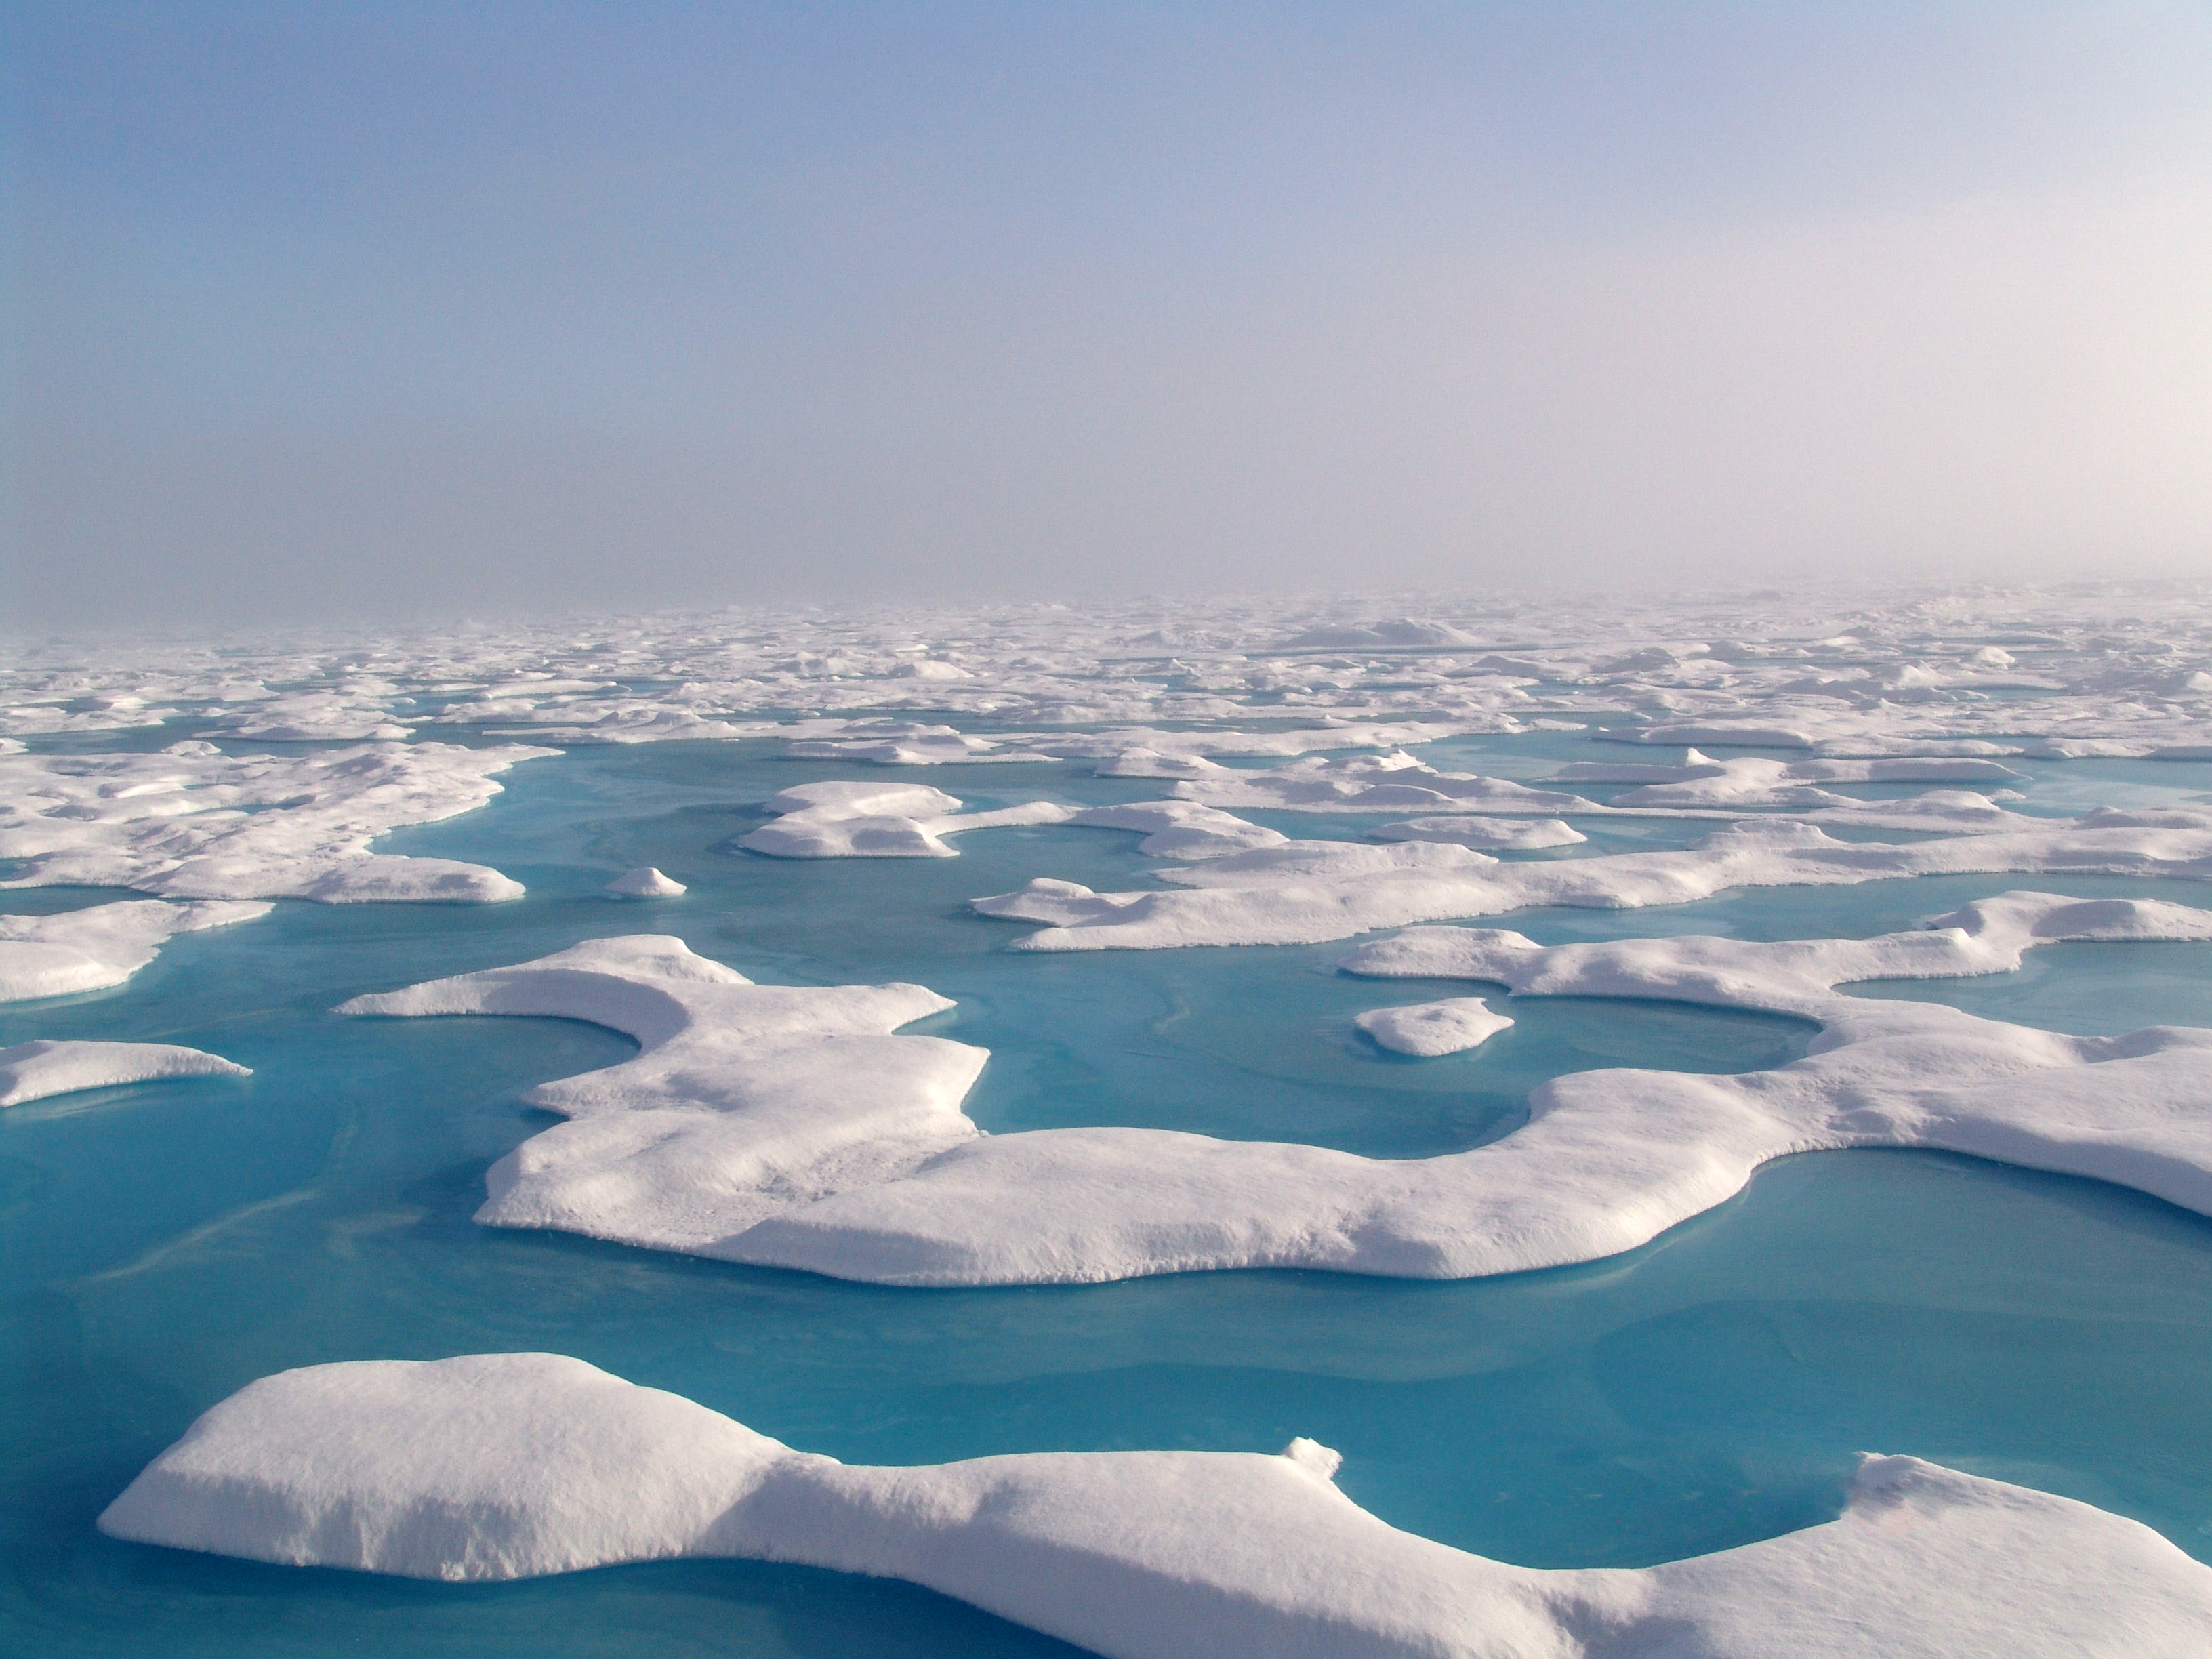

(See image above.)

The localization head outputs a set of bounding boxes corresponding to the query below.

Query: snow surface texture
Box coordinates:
[102,1354,2212,1658]
[605,867,686,897]
[0,1039,250,1107]
[0,899,271,1002]
[335,898,2212,1285]
[1354,998,1515,1057]
[0,742,548,902]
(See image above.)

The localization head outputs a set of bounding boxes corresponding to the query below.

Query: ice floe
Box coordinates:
[337,936,987,1254]
[604,867,687,897]
[1353,997,1514,1057]
[975,813,2212,950]
[0,900,271,1002]
[333,898,2212,1286]
[0,741,548,902]
[0,1038,250,1107]
[102,1353,2212,1658]
[738,781,1071,858]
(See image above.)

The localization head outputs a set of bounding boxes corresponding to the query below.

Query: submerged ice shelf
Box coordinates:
[100,1353,2212,1659]
[338,894,2212,1286]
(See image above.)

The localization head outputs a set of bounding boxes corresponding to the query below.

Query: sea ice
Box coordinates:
[738,781,1072,859]
[101,1353,2212,1658]
[0,742,548,902]
[976,813,2212,951]
[1353,997,1515,1057]
[337,899,2212,1286]
[605,867,687,897]
[0,899,272,1002]
[0,1038,250,1107]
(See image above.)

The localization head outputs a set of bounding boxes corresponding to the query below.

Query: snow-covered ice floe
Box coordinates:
[100,1353,2212,1658]
[738,782,1071,858]
[0,1039,249,1107]
[1353,997,1514,1057]
[604,867,687,897]
[0,742,549,902]
[976,811,2212,950]
[0,900,271,1002]
[337,897,2212,1285]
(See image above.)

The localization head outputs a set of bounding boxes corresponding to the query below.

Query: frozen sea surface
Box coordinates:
[7,731,2212,1654]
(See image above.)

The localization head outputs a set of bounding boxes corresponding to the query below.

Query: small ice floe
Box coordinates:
[1354,996,1513,1057]
[0,1038,249,1107]
[605,867,686,898]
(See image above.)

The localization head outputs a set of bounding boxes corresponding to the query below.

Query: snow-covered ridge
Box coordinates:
[100,1353,2212,1658]
[0,742,548,903]
[0,900,271,1002]
[0,1038,250,1107]
[738,782,1072,859]
[335,901,2212,1285]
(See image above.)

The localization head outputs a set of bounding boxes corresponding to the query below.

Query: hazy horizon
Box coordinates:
[7,3,2210,626]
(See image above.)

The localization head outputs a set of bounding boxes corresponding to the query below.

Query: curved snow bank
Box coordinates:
[739,781,1071,859]
[0,900,271,1002]
[605,867,686,897]
[976,815,2212,951]
[0,742,548,903]
[339,901,2212,1284]
[102,1354,2212,1658]
[337,937,987,1254]
[1354,998,1513,1057]
[0,1038,249,1106]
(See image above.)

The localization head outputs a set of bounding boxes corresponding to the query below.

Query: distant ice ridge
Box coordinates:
[0,1039,249,1107]
[0,742,549,902]
[977,807,2212,950]
[102,1354,2212,1658]
[338,899,2212,1285]
[14,585,2212,756]
[0,900,271,1002]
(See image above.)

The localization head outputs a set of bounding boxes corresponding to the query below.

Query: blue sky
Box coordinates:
[7,3,2210,621]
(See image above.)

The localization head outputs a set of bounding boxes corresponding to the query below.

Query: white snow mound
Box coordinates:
[605,867,687,897]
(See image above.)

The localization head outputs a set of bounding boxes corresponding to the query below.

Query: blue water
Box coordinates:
[6,738,2212,1655]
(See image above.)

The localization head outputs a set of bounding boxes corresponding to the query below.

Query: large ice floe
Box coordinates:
[0,1038,249,1107]
[337,895,2212,1284]
[0,899,271,1002]
[100,1353,2212,1658]
[0,741,548,902]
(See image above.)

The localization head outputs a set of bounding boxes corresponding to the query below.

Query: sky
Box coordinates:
[5,2,2211,624]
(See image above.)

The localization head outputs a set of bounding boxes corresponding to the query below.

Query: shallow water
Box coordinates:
[7,737,2212,1655]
